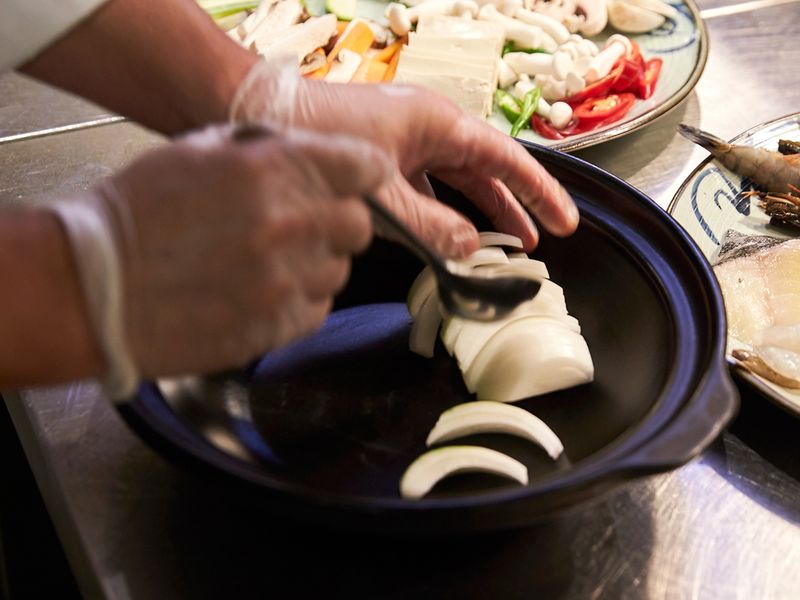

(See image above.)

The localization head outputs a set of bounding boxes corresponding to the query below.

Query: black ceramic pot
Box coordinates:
[119,145,738,534]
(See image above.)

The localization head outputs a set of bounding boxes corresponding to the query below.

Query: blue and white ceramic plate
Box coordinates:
[669,113,800,416]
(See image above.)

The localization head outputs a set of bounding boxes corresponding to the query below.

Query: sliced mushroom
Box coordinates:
[259,14,338,63]
[608,0,666,33]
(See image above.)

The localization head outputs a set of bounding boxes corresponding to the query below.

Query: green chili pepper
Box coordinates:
[510,87,541,137]
[495,90,522,125]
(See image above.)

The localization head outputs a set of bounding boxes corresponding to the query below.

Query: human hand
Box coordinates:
[47,124,391,397]
[230,59,579,258]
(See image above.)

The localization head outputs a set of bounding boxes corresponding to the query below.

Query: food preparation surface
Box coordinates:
[2,0,800,597]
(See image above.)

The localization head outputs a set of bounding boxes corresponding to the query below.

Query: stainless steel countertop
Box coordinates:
[2,0,800,597]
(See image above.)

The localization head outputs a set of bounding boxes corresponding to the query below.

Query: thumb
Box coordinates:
[377,171,480,259]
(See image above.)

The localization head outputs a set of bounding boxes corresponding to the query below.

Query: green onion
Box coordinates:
[198,0,260,18]
[510,87,541,137]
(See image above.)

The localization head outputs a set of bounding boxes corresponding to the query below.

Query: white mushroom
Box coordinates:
[583,33,632,83]
[512,7,570,43]
[325,48,363,82]
[497,57,520,88]
[565,70,585,95]
[552,49,573,80]
[478,4,558,51]
[548,101,573,128]
[626,0,679,18]
[453,0,480,17]
[387,2,446,36]
[575,0,608,36]
[537,74,567,101]
[504,51,555,76]
[512,77,537,100]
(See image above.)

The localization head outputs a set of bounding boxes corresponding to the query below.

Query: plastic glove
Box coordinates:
[46,124,391,398]
[230,58,579,258]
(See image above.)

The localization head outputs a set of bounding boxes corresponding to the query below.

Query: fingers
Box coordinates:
[432,170,539,251]
[414,96,579,238]
[378,171,480,259]
[255,129,394,199]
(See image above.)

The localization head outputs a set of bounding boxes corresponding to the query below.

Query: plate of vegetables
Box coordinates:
[669,114,800,416]
[200,0,706,151]
[118,145,735,533]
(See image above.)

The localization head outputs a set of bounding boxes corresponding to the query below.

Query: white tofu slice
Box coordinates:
[392,70,494,117]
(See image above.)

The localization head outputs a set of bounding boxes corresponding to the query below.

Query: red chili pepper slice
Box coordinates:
[531,114,568,140]
[562,59,625,106]
[612,55,644,94]
[572,93,636,126]
[638,58,663,100]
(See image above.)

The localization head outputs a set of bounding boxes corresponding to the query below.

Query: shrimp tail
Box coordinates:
[678,124,732,154]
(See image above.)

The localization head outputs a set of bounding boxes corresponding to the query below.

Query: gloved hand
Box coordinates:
[45,124,391,399]
[230,58,579,258]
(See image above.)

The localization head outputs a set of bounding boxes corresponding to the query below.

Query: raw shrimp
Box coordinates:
[678,124,800,193]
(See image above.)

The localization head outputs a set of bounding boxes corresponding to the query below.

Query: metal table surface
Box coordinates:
[2,0,800,597]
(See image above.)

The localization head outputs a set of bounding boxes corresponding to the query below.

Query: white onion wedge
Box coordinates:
[479,232,524,249]
[407,266,436,319]
[476,260,550,282]
[426,401,564,459]
[454,314,579,373]
[453,246,509,269]
[464,317,594,400]
[400,445,528,499]
[409,291,442,358]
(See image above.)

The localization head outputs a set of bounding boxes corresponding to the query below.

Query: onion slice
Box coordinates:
[452,246,509,269]
[407,266,436,319]
[464,317,594,400]
[408,291,442,358]
[479,232,524,249]
[400,446,528,500]
[426,401,564,459]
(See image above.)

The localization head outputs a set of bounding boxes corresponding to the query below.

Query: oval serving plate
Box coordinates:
[352,0,707,152]
[118,146,736,534]
[668,112,800,416]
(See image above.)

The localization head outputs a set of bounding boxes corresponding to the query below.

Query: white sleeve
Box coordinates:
[1,0,110,72]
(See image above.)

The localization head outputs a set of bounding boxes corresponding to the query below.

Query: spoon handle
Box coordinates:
[363,194,443,271]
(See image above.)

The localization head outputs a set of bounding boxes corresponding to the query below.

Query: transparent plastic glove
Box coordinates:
[230,58,579,258]
[46,124,391,398]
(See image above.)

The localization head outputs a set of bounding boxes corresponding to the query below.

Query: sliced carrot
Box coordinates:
[351,59,389,83]
[373,37,407,63]
[336,20,349,35]
[383,48,402,82]
[327,20,374,63]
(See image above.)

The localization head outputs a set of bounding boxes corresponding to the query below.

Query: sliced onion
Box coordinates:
[453,246,509,269]
[407,266,436,319]
[426,401,564,459]
[400,445,528,500]
[464,318,594,400]
[454,314,579,374]
[506,252,529,259]
[476,260,550,281]
[479,232,524,249]
[408,291,442,358]
[440,316,465,355]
